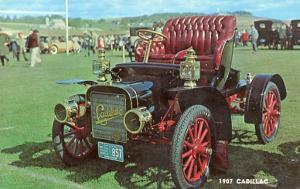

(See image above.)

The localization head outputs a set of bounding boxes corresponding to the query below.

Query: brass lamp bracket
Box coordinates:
[93,49,111,83]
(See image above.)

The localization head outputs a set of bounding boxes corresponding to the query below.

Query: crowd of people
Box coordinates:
[2,21,294,68]
[235,25,259,53]
[0,28,136,68]
[77,33,133,55]
[69,32,135,61]
[0,28,42,67]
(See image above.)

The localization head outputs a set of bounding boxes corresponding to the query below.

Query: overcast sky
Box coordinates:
[0,0,299,20]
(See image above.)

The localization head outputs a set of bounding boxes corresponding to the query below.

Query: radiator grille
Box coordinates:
[91,92,127,143]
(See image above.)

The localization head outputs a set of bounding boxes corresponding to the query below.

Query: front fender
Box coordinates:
[56,79,98,86]
[177,87,232,141]
[245,74,287,124]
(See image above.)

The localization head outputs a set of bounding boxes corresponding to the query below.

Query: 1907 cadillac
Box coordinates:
[52,16,286,188]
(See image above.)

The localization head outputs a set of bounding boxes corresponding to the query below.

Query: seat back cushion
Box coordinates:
[162,16,236,55]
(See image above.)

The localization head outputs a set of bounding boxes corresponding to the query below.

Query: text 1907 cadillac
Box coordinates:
[51,16,286,188]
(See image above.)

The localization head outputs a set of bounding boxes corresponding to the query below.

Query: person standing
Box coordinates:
[97,35,105,49]
[0,28,10,66]
[16,32,28,61]
[83,32,91,56]
[278,24,287,50]
[90,31,98,54]
[234,28,241,47]
[11,39,19,61]
[125,36,133,62]
[241,29,249,47]
[110,35,115,51]
[28,30,41,67]
[72,35,81,54]
[286,23,293,49]
[249,25,259,53]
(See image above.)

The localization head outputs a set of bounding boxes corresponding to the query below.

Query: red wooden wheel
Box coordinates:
[171,105,213,188]
[262,90,280,138]
[62,120,94,159]
[52,113,96,165]
[255,82,281,144]
[181,117,212,183]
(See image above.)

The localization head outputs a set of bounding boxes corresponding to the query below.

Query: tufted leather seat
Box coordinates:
[135,16,236,73]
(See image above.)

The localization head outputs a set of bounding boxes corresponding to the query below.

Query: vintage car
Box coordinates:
[49,37,74,54]
[52,16,286,188]
[291,20,300,46]
[39,36,50,54]
[254,20,280,49]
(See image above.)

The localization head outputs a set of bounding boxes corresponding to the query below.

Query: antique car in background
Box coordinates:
[39,36,50,54]
[49,36,74,54]
[254,20,280,49]
[291,19,300,47]
[52,16,286,188]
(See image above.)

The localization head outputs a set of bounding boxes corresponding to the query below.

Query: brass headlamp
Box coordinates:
[180,48,200,88]
[93,49,111,82]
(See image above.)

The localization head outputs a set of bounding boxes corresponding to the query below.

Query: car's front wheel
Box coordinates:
[52,113,96,166]
[171,105,213,188]
[50,45,58,54]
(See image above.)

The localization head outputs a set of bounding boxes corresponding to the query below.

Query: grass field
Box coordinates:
[0,48,299,189]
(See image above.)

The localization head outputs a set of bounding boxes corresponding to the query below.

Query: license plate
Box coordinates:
[98,142,124,162]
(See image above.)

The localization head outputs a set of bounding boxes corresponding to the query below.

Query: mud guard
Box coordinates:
[177,87,232,141]
[56,79,98,86]
[245,74,286,124]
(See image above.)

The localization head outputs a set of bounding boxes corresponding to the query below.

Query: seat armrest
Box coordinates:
[214,37,233,70]
[135,40,165,62]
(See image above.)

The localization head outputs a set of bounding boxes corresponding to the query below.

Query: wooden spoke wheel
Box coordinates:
[52,113,96,165]
[50,45,58,55]
[255,82,281,144]
[171,105,213,188]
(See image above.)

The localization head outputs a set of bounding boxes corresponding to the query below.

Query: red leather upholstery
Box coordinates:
[135,16,236,72]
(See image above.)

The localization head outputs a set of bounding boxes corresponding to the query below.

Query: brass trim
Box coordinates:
[127,85,139,108]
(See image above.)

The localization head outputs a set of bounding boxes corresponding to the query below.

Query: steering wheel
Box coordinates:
[137,29,167,63]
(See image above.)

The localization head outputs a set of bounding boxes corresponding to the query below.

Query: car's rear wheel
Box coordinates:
[52,113,96,166]
[171,105,213,188]
[255,82,281,144]
[50,45,58,54]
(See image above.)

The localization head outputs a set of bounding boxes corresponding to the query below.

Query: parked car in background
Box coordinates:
[254,20,280,49]
[39,36,49,54]
[291,20,300,47]
[49,36,74,55]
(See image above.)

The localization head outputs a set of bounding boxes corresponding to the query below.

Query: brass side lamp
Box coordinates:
[93,49,111,82]
[180,48,200,88]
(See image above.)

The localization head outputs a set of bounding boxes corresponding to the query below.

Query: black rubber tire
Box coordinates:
[52,113,96,166]
[171,105,214,189]
[255,82,281,144]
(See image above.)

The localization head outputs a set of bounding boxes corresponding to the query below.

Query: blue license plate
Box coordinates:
[98,142,124,162]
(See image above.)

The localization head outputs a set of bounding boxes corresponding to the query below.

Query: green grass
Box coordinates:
[0,48,299,189]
